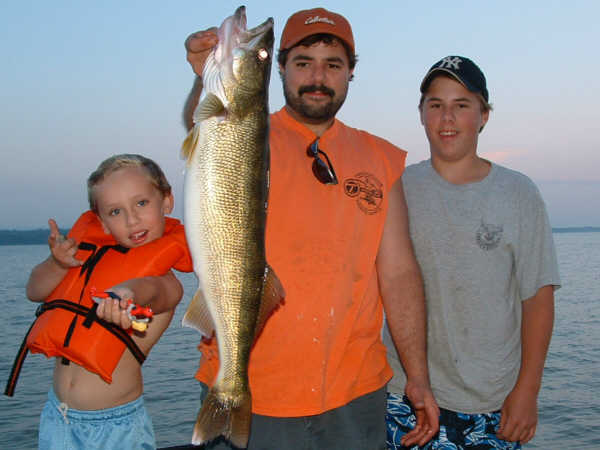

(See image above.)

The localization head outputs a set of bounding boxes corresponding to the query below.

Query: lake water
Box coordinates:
[0,233,598,449]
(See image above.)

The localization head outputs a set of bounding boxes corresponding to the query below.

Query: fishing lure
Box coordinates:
[90,286,153,332]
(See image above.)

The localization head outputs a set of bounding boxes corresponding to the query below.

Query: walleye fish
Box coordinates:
[181,6,283,448]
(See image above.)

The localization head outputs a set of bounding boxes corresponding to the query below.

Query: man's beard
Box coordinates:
[283,79,348,123]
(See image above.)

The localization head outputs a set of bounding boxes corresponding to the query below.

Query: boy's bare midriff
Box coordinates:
[53,310,174,410]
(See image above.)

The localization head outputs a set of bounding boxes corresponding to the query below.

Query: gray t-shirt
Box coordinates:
[384,159,560,413]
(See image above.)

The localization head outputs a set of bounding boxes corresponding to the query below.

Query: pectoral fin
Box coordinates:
[193,93,225,122]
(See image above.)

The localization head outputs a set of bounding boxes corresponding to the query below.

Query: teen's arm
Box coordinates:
[497,285,554,443]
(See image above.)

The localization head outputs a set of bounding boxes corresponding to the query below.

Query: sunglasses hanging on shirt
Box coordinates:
[306,138,338,185]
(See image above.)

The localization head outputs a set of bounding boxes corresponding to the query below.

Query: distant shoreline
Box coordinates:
[1,227,599,246]
[0,229,70,246]
[551,227,600,233]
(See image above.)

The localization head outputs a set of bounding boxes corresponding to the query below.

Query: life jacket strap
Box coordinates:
[3,320,36,397]
[4,299,146,397]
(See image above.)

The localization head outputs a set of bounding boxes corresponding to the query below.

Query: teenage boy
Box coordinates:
[385,56,560,449]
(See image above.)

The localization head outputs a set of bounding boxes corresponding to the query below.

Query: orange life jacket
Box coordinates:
[5,211,192,396]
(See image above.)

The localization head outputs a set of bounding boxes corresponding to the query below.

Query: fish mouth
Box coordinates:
[241,14,274,52]
[200,6,274,113]
[216,6,273,63]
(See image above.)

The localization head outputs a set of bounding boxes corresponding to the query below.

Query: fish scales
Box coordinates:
[189,113,268,372]
[180,6,283,448]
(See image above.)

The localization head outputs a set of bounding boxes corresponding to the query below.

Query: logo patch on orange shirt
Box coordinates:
[343,172,383,215]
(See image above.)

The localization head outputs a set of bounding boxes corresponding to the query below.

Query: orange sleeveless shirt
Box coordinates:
[196,108,406,417]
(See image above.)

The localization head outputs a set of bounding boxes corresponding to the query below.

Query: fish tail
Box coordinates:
[191,388,252,448]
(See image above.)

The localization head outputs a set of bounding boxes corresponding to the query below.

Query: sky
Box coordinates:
[1,0,598,229]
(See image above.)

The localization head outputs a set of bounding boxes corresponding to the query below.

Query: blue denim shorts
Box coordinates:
[386,392,521,450]
[39,387,156,450]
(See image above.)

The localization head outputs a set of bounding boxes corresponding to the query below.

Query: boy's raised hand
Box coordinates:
[48,219,82,269]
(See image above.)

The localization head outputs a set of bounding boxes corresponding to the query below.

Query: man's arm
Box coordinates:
[497,285,555,443]
[377,178,439,446]
[183,28,218,131]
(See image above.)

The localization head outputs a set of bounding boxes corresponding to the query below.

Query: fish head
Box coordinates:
[202,6,274,117]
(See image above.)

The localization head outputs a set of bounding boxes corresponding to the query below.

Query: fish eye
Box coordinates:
[257,48,269,61]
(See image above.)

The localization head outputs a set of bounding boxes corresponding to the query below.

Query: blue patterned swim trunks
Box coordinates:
[386,392,521,450]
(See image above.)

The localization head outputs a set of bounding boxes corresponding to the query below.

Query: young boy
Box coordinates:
[384,57,560,449]
[7,154,192,449]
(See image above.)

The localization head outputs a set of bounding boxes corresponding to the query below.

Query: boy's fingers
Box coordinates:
[105,298,132,329]
[111,298,122,321]
[48,219,66,245]
[48,218,58,235]
[96,300,105,318]
[58,240,81,267]
[48,220,58,245]
[68,256,83,267]
[65,237,79,251]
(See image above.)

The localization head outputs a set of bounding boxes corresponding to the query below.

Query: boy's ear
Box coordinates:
[163,193,174,215]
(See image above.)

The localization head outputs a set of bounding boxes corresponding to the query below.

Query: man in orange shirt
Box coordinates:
[183,8,439,449]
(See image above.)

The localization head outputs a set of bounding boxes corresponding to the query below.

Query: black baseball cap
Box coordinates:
[420,56,489,102]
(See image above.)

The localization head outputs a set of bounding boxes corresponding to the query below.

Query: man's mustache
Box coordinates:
[299,85,335,97]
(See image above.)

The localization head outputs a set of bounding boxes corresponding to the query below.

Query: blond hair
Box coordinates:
[87,154,171,213]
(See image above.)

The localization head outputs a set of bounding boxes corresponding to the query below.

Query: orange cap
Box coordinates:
[279,8,355,55]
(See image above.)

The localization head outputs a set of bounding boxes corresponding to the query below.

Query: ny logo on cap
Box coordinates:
[438,56,462,70]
